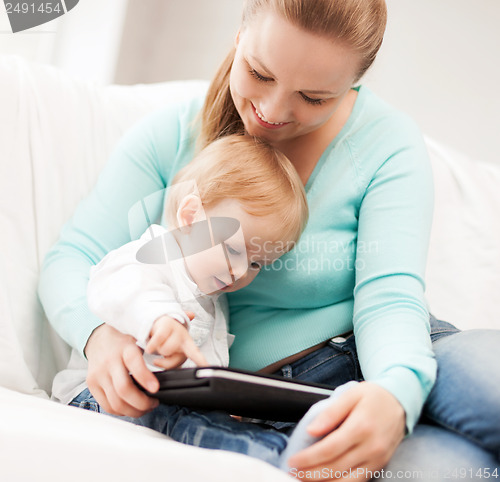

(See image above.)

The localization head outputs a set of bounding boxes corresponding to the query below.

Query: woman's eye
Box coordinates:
[250,261,262,270]
[299,92,326,106]
[249,66,326,106]
[249,68,273,82]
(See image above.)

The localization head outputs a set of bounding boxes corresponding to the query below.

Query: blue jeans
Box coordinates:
[71,315,500,476]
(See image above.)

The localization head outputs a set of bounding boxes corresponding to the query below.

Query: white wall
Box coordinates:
[50,0,128,84]
[116,0,499,164]
[0,0,127,85]
[2,1,498,163]
[114,0,243,84]
[365,0,500,165]
[0,2,58,63]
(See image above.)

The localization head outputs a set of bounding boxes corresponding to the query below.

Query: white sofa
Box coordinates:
[1,55,499,481]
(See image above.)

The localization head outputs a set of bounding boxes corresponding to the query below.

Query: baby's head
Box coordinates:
[166,134,308,295]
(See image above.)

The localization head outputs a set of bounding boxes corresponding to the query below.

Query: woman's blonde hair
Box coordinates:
[166,134,308,246]
[199,0,387,148]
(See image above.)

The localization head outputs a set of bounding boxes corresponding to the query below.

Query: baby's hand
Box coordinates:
[146,315,208,369]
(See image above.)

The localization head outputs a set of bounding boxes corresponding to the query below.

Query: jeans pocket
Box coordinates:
[328,333,362,382]
[283,339,360,387]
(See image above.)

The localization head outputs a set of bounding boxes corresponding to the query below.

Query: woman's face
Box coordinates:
[230,10,361,145]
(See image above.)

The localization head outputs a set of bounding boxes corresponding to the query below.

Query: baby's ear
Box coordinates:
[176,194,204,230]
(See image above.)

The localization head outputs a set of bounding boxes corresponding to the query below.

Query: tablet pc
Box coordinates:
[139,366,336,422]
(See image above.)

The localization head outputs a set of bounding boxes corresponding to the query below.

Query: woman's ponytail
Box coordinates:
[197,48,244,150]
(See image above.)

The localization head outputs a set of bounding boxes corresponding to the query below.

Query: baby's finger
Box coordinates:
[155,331,186,358]
[153,353,187,370]
[145,333,166,355]
[184,311,195,321]
[182,337,209,367]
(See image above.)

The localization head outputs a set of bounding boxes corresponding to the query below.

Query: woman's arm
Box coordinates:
[39,108,178,352]
[38,95,204,414]
[352,116,436,433]
[287,115,435,480]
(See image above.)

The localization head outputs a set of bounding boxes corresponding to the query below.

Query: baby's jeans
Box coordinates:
[70,315,500,478]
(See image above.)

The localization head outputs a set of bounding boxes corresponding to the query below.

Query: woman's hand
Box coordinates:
[84,323,160,417]
[286,382,406,481]
[146,314,208,370]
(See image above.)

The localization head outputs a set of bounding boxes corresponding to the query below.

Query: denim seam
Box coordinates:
[431,329,459,335]
[431,330,461,344]
[341,345,362,380]
[424,411,498,459]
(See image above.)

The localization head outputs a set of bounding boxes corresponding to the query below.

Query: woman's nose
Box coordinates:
[258,89,290,123]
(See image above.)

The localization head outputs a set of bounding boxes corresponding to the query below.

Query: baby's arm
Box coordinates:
[87,226,206,366]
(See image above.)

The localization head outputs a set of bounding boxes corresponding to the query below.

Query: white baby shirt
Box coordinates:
[51,224,233,405]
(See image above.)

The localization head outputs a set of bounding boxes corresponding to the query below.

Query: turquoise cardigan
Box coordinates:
[39,85,435,432]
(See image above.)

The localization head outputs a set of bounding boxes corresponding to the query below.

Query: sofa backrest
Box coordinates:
[0,55,498,397]
[0,55,208,395]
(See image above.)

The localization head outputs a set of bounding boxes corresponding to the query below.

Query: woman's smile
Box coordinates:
[230,10,360,145]
[252,103,290,129]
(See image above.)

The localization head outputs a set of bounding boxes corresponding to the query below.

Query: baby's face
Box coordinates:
[183,199,285,295]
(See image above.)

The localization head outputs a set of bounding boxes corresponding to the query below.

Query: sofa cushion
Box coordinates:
[0,385,291,482]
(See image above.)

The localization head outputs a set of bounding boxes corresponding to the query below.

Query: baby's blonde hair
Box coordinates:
[166,134,308,247]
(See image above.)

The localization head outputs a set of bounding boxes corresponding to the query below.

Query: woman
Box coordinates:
[39,0,500,479]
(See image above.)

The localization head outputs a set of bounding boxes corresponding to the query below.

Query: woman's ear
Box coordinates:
[176,194,204,231]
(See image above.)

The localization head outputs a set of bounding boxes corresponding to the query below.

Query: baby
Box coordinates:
[87,134,308,371]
